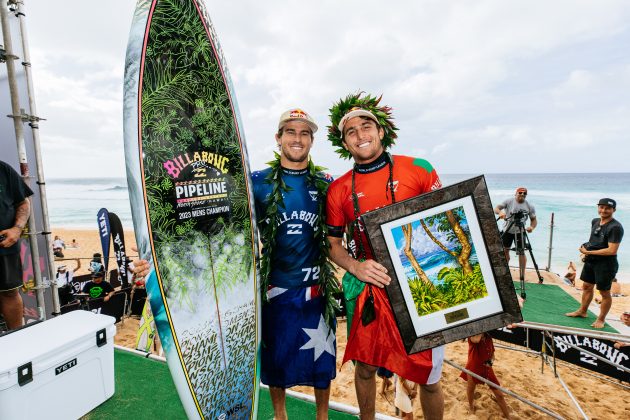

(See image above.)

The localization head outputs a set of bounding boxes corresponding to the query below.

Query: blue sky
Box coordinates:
[13,0,630,178]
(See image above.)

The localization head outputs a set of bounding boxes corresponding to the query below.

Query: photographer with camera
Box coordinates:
[494,187,538,283]
[566,198,624,329]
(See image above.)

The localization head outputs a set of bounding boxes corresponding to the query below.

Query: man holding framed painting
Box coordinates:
[325,92,446,420]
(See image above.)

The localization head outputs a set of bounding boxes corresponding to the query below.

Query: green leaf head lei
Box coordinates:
[259,152,340,329]
[327,91,398,160]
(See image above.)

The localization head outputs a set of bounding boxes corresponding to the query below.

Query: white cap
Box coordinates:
[338,108,378,133]
[278,108,318,133]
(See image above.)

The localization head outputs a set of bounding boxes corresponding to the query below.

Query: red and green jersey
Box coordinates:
[326,154,441,259]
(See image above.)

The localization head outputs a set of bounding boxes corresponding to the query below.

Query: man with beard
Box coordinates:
[251,109,337,420]
[494,187,538,282]
[567,198,623,328]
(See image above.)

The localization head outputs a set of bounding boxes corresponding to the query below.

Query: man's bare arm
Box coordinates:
[0,199,30,248]
[328,236,390,288]
[14,199,30,228]
[580,242,620,257]
[494,205,506,219]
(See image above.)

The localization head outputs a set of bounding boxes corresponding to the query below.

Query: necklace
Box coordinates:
[349,152,396,260]
[260,152,339,329]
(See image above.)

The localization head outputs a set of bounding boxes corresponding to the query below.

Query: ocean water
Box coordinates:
[47,178,132,229]
[442,173,630,281]
[46,173,630,280]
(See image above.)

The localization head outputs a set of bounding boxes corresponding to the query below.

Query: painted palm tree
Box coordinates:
[401,224,433,287]
[420,208,473,275]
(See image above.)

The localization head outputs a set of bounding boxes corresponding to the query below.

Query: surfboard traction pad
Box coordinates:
[125,0,259,418]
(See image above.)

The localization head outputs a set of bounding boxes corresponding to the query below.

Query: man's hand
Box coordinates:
[0,226,22,248]
[351,259,390,288]
[133,259,151,278]
[526,226,534,233]
[494,205,506,219]
[579,245,588,255]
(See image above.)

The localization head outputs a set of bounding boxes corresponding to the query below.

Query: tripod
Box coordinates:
[501,213,544,299]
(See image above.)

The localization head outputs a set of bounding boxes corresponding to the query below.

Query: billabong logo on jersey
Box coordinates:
[309,191,318,201]
[287,224,302,235]
[431,178,442,190]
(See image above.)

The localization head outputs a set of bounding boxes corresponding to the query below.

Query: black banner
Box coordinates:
[491,326,630,383]
[108,212,130,288]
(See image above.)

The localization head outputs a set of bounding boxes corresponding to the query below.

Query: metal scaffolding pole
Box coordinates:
[9,0,59,314]
[546,212,555,271]
[0,1,45,318]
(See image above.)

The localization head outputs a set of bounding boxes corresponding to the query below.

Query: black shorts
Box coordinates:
[0,253,23,292]
[501,231,524,251]
[580,257,618,291]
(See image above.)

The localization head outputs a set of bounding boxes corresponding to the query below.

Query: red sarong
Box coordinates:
[343,285,443,385]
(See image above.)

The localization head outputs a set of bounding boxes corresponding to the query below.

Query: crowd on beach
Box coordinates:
[1,91,627,419]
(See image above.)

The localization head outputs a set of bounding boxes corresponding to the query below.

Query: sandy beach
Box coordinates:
[50,228,138,276]
[54,227,629,419]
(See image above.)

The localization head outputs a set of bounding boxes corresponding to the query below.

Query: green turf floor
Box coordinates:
[515,281,618,333]
[84,349,355,419]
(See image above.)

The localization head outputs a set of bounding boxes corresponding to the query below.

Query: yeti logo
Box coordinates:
[287,224,302,235]
[309,190,318,201]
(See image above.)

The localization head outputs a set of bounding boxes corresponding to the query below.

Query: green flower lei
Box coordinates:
[327,91,399,160]
[259,152,340,329]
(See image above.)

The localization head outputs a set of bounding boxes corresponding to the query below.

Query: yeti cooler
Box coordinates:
[0,310,116,419]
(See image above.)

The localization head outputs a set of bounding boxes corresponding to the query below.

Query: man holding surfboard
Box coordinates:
[326,93,445,420]
[252,108,338,420]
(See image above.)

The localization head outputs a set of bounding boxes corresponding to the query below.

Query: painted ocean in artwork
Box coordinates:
[389,205,488,316]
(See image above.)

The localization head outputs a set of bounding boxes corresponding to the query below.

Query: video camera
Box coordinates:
[506,209,529,228]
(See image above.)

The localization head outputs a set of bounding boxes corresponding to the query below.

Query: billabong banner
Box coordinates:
[491,326,629,382]
[97,208,111,274]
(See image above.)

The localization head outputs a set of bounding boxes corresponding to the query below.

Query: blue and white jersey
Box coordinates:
[252,167,330,289]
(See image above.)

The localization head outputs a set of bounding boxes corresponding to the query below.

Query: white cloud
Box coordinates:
[7,0,630,177]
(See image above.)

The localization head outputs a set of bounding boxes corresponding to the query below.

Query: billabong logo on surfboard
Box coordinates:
[163,150,232,221]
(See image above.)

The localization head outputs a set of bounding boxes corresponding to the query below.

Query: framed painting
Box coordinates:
[362,175,522,353]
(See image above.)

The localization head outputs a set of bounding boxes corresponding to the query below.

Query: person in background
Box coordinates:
[567,198,624,328]
[394,374,418,420]
[89,252,104,273]
[52,235,65,258]
[460,333,510,418]
[614,312,630,349]
[55,258,81,288]
[494,187,537,282]
[82,267,115,302]
[0,160,33,330]
[562,261,577,286]
[377,367,394,399]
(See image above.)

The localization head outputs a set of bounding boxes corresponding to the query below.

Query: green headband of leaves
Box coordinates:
[327,92,398,160]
